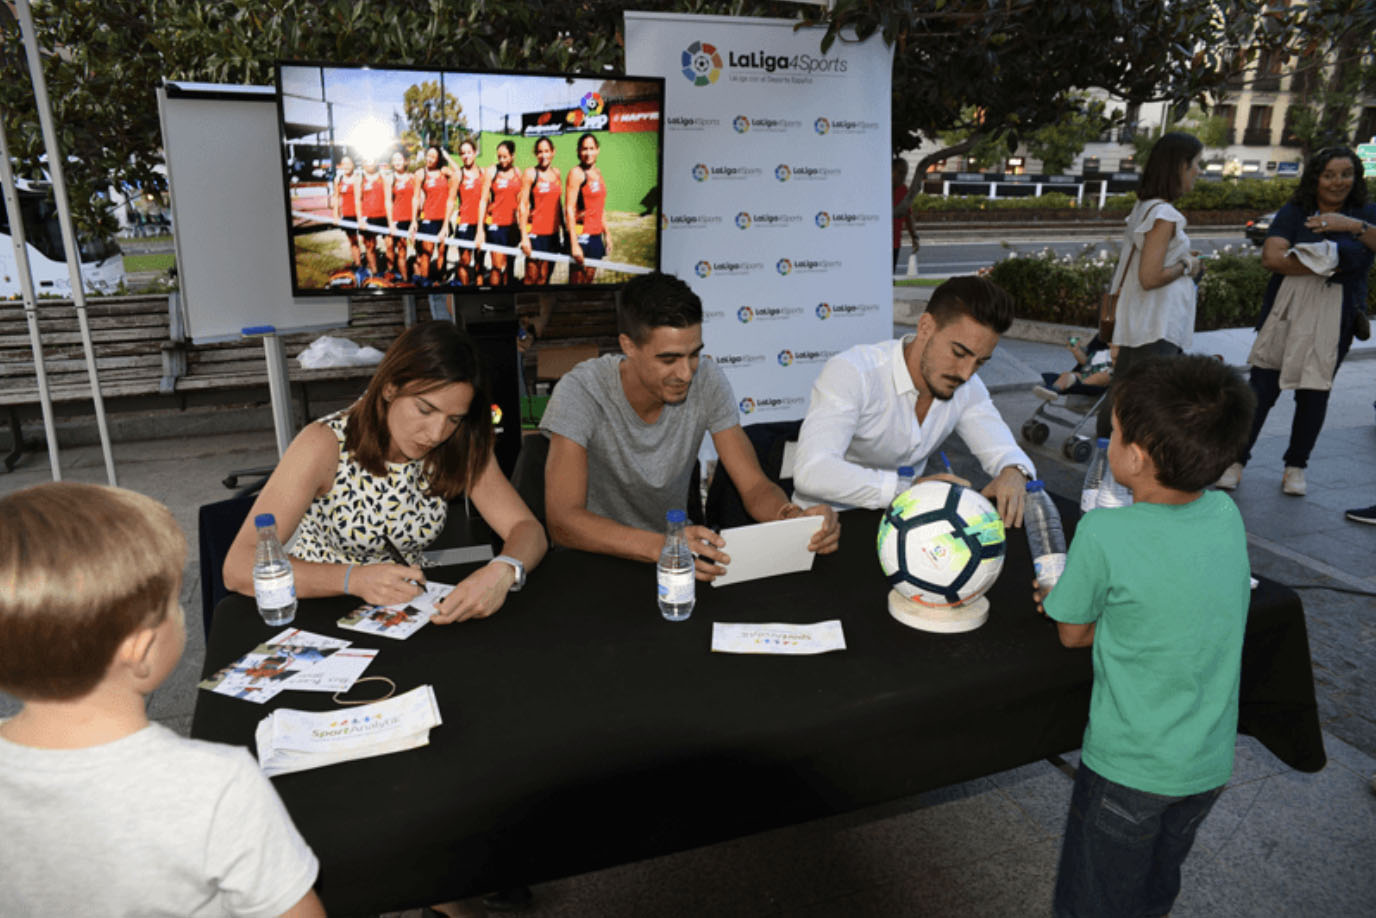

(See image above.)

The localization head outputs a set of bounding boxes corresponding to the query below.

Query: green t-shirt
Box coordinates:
[1045,491,1249,796]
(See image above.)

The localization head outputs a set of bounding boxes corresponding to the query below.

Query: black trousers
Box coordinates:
[1095,339,1183,438]
[1242,369,1331,469]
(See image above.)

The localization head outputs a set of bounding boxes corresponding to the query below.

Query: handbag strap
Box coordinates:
[1110,201,1164,295]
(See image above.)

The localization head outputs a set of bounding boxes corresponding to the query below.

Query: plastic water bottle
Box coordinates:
[657,509,695,621]
[1024,481,1067,590]
[252,513,297,626]
[897,465,916,494]
[1096,461,1135,509]
[1081,438,1109,512]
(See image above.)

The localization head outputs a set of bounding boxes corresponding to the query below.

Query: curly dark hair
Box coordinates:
[1290,147,1368,213]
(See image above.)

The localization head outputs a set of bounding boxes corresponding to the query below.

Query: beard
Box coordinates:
[920,338,963,401]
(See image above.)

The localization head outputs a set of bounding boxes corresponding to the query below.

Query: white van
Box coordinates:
[0,178,126,298]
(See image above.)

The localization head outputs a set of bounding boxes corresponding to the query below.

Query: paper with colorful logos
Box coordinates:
[337,581,453,640]
[711,620,846,655]
[254,684,442,777]
[198,639,343,704]
[282,647,379,693]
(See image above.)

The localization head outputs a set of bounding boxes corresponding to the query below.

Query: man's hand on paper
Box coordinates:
[685,524,730,582]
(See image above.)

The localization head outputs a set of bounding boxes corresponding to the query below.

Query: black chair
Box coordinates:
[197,489,260,638]
[704,419,803,530]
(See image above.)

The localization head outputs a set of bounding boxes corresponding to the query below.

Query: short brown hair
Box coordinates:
[0,483,185,701]
[925,275,1015,334]
[345,320,494,498]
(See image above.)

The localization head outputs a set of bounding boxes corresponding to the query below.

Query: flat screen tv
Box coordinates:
[275,61,664,296]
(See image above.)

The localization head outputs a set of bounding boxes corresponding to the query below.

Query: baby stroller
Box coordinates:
[1020,333,1112,463]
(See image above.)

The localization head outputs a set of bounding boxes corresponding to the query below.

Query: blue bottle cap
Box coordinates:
[1025,479,1046,492]
[897,465,915,477]
[1096,437,1110,448]
[254,513,276,528]
[666,509,687,524]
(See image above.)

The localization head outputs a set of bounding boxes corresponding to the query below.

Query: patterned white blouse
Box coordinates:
[289,410,447,566]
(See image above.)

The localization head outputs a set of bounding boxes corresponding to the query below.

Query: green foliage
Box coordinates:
[1195,252,1272,328]
[1025,100,1111,174]
[403,82,470,152]
[913,192,1082,212]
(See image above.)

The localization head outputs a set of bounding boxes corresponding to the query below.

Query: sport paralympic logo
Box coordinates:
[777,350,794,367]
[815,211,830,228]
[816,303,831,319]
[737,306,754,323]
[814,117,830,134]
[775,164,791,182]
[682,41,723,86]
[733,115,751,133]
[776,258,792,275]
[691,163,709,182]
[739,397,757,414]
[735,212,752,230]
[695,260,712,278]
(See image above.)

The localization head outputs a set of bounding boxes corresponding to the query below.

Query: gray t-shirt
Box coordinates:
[0,722,318,917]
[540,353,739,533]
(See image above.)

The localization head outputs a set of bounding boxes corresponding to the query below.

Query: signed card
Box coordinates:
[337,581,453,640]
[709,515,824,587]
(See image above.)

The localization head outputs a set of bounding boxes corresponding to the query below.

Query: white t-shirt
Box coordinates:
[1110,198,1196,350]
[792,335,1034,510]
[0,722,318,917]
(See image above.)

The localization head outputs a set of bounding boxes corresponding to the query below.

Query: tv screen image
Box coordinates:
[276,62,664,296]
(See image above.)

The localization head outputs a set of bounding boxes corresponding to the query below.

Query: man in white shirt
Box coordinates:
[792,275,1035,526]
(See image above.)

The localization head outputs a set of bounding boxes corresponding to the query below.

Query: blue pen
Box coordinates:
[939,450,954,475]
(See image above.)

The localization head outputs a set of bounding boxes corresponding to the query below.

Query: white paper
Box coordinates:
[709,515,825,588]
[337,581,453,639]
[711,620,847,655]
[266,628,352,649]
[282,647,378,692]
[254,684,442,777]
[198,642,343,704]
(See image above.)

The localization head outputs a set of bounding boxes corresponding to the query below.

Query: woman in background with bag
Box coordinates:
[1096,132,1206,436]
[1217,147,1376,495]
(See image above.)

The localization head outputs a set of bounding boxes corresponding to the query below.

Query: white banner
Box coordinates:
[626,12,893,423]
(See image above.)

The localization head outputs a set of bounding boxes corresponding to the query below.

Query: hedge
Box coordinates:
[916,177,1376,214]
[988,246,1376,331]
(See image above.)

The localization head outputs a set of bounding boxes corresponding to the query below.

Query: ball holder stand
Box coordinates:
[888,590,990,634]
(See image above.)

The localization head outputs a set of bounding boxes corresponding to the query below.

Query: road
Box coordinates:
[896,230,1254,278]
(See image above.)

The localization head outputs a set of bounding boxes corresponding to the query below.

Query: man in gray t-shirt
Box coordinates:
[540,272,838,581]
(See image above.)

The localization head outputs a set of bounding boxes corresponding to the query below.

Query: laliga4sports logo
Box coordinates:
[733,115,751,133]
[695,260,712,278]
[777,349,794,367]
[814,117,830,134]
[815,211,830,228]
[776,258,792,276]
[682,40,724,86]
[816,301,880,319]
[735,212,752,230]
[737,306,754,323]
[691,163,709,182]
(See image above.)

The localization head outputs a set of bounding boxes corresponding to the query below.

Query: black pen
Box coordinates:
[382,536,426,588]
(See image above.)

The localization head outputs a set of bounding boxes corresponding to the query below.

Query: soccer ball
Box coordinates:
[876,480,1006,630]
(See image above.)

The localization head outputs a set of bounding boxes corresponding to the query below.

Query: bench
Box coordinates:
[0,294,407,470]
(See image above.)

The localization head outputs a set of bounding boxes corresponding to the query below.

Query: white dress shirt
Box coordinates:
[792,335,1034,510]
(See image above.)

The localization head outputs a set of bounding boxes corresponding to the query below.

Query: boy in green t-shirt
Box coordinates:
[1037,355,1255,918]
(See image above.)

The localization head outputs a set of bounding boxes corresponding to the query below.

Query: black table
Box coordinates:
[192,502,1325,915]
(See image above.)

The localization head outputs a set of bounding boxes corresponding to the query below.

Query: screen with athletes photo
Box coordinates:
[275,61,664,296]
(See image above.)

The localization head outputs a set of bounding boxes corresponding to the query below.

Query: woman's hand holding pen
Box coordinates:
[345,563,425,606]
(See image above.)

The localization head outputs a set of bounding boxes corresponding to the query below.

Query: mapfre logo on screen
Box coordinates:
[681,40,723,86]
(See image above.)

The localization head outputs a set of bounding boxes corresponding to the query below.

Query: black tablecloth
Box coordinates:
[192,500,1324,915]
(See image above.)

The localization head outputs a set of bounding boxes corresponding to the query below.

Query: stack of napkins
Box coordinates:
[254,684,442,777]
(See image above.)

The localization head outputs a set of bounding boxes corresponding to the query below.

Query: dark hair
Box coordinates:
[0,483,185,701]
[345,321,494,498]
[425,144,442,163]
[497,140,516,158]
[577,132,600,149]
[1290,146,1368,213]
[617,272,702,345]
[1113,355,1256,492]
[892,157,909,176]
[533,136,554,154]
[925,275,1015,334]
[1138,132,1204,201]
[458,138,477,154]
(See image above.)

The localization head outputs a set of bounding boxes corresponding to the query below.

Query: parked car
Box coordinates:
[1245,211,1276,246]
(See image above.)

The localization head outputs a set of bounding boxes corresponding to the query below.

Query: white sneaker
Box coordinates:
[1216,462,1243,490]
[1282,466,1307,496]
[1033,385,1060,401]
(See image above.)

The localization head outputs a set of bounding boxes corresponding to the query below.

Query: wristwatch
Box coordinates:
[1012,464,1034,481]
[491,554,526,592]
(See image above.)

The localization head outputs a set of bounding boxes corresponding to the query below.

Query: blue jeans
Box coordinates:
[1053,762,1223,918]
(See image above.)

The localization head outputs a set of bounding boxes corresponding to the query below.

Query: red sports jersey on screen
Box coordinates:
[488,168,520,225]
[529,170,560,235]
[336,174,358,217]
[457,169,482,224]
[391,172,415,218]
[361,173,387,219]
[421,170,449,221]
[578,173,606,235]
